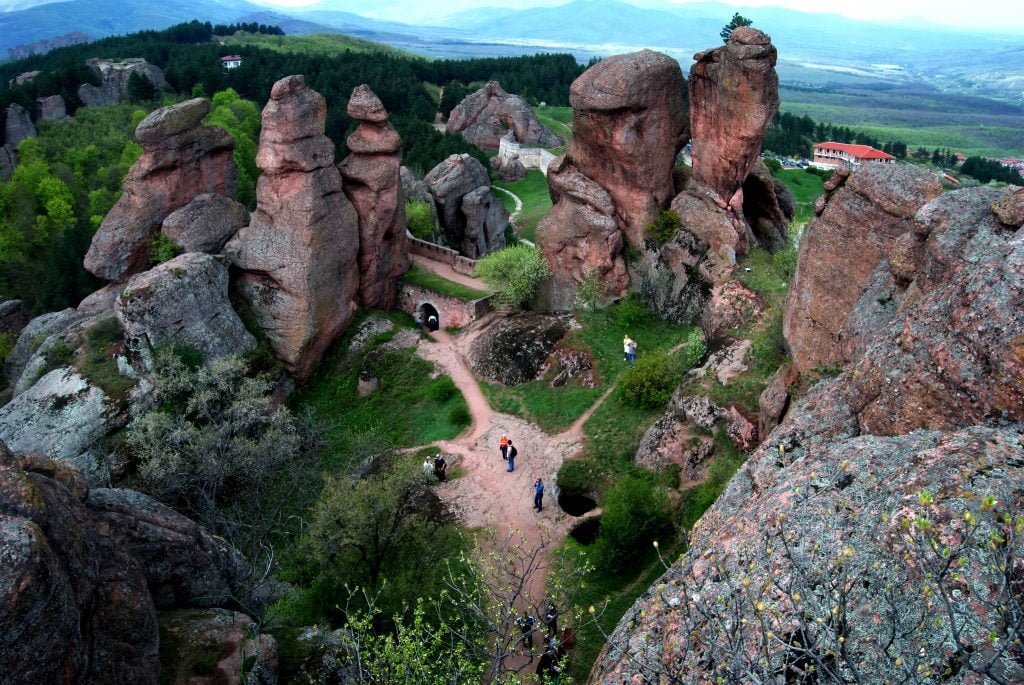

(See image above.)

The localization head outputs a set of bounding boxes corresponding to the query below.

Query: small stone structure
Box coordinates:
[397,282,493,330]
[496,131,557,176]
[407,234,478,277]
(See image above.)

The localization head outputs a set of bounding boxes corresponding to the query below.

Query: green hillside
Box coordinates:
[218,31,412,58]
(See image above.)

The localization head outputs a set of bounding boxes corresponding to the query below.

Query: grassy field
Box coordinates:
[402,263,490,300]
[219,32,412,58]
[492,169,552,242]
[535,105,573,151]
[773,168,825,223]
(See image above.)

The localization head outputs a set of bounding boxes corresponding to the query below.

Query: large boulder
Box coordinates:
[4,103,36,148]
[36,94,67,121]
[115,253,256,363]
[592,183,1024,684]
[689,28,779,206]
[567,49,687,248]
[0,448,262,685]
[424,153,508,259]
[467,312,576,386]
[158,609,278,685]
[160,193,249,254]
[783,164,942,374]
[77,58,165,107]
[0,299,31,337]
[339,84,410,310]
[225,75,360,380]
[445,80,561,149]
[740,158,793,251]
[84,98,238,282]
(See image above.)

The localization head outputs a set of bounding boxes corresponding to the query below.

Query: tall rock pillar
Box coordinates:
[339,84,409,310]
[225,75,359,379]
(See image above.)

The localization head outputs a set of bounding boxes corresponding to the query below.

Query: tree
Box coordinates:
[476,244,550,309]
[721,12,753,42]
[126,71,158,102]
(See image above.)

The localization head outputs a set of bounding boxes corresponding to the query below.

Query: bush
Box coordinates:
[763,157,782,173]
[447,403,471,426]
[595,476,673,565]
[574,268,602,312]
[427,376,458,402]
[557,459,596,494]
[615,293,650,328]
[405,199,435,241]
[149,232,181,264]
[620,352,678,408]
[644,209,681,243]
[476,244,550,308]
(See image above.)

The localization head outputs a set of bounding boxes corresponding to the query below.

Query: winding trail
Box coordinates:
[411,253,489,291]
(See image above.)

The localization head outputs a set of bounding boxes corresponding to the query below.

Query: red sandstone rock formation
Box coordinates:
[445,80,562,149]
[225,76,359,380]
[783,164,942,374]
[84,98,237,282]
[689,27,779,205]
[423,153,508,259]
[339,84,409,310]
[537,50,684,308]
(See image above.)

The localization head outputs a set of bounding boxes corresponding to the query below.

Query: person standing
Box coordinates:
[515,610,536,652]
[423,456,435,482]
[433,453,447,482]
[543,604,559,638]
[507,440,517,472]
[623,335,631,363]
[499,434,509,461]
[627,338,637,368]
[534,478,545,511]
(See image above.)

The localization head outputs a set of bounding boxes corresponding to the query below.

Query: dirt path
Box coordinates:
[411,253,489,291]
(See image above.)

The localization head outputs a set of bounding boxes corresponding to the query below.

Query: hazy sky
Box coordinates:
[255,0,1024,33]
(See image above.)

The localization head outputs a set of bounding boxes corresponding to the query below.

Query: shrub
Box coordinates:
[149,232,181,264]
[763,157,782,173]
[644,209,681,243]
[574,268,602,312]
[557,459,596,494]
[615,293,650,328]
[405,199,435,241]
[447,403,471,426]
[595,476,673,565]
[43,338,75,369]
[428,376,458,402]
[620,352,677,408]
[476,244,550,308]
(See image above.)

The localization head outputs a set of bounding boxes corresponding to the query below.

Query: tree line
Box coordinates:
[763,110,909,159]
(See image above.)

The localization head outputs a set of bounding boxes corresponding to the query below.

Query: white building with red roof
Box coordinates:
[812,142,895,169]
[220,55,243,69]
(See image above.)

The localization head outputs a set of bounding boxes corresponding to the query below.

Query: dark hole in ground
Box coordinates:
[569,517,600,545]
[558,492,597,517]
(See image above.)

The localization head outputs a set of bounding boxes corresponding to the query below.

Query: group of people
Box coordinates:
[422,453,447,482]
[623,335,638,368]
[499,434,547,512]
[515,604,573,681]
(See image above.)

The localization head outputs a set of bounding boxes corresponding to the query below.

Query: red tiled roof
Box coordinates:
[220,55,242,61]
[814,142,895,160]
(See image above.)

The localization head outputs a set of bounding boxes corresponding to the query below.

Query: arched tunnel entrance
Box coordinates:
[420,302,440,331]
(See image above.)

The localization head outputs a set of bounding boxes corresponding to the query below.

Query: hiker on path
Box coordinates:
[515,610,536,652]
[627,338,637,368]
[427,314,439,332]
[500,434,509,461]
[623,335,632,363]
[534,478,545,511]
[422,456,434,481]
[507,439,518,472]
[433,453,447,482]
[544,604,559,637]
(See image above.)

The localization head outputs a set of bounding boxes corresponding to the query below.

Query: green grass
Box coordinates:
[483,380,602,434]
[535,105,573,150]
[291,312,470,471]
[772,169,824,223]
[492,169,552,243]
[401,263,490,301]
[422,81,442,105]
[219,32,412,58]
[678,428,747,530]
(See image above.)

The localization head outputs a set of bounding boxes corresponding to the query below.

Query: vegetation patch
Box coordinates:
[401,263,489,301]
[492,169,552,243]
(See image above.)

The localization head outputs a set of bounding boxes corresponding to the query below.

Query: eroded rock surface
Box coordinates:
[225,75,359,379]
[4,103,36,147]
[160,193,248,254]
[0,447,259,685]
[783,164,943,374]
[116,253,256,363]
[84,98,238,281]
[445,80,561,149]
[339,84,409,309]
[468,312,576,386]
[158,609,278,685]
[424,153,507,259]
[78,58,165,107]
[37,94,67,121]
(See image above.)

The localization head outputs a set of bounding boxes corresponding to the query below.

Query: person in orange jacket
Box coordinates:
[499,434,510,461]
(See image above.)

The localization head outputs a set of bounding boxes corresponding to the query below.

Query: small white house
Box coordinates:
[220,55,243,69]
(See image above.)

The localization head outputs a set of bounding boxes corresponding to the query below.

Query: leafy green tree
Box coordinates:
[205,88,260,208]
[721,12,753,42]
[405,199,435,241]
[620,351,678,408]
[644,208,681,243]
[595,476,674,565]
[126,71,158,102]
[476,244,550,309]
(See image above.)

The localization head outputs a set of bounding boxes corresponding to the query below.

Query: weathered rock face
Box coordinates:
[424,153,508,259]
[741,159,793,251]
[4,103,36,148]
[78,57,166,107]
[0,447,259,685]
[445,80,562,149]
[536,156,629,310]
[689,28,779,205]
[116,253,256,363]
[0,299,31,336]
[160,193,249,254]
[593,183,1024,684]
[468,312,577,386]
[339,84,409,310]
[225,75,359,380]
[783,164,943,374]
[568,50,687,248]
[36,94,67,121]
[10,70,40,87]
[158,609,278,685]
[0,145,14,181]
[491,152,527,182]
[84,98,238,282]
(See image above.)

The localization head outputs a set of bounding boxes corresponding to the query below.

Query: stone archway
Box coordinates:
[419,302,440,331]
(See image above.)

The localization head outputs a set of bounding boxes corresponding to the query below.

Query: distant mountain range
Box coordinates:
[2,0,1022,103]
